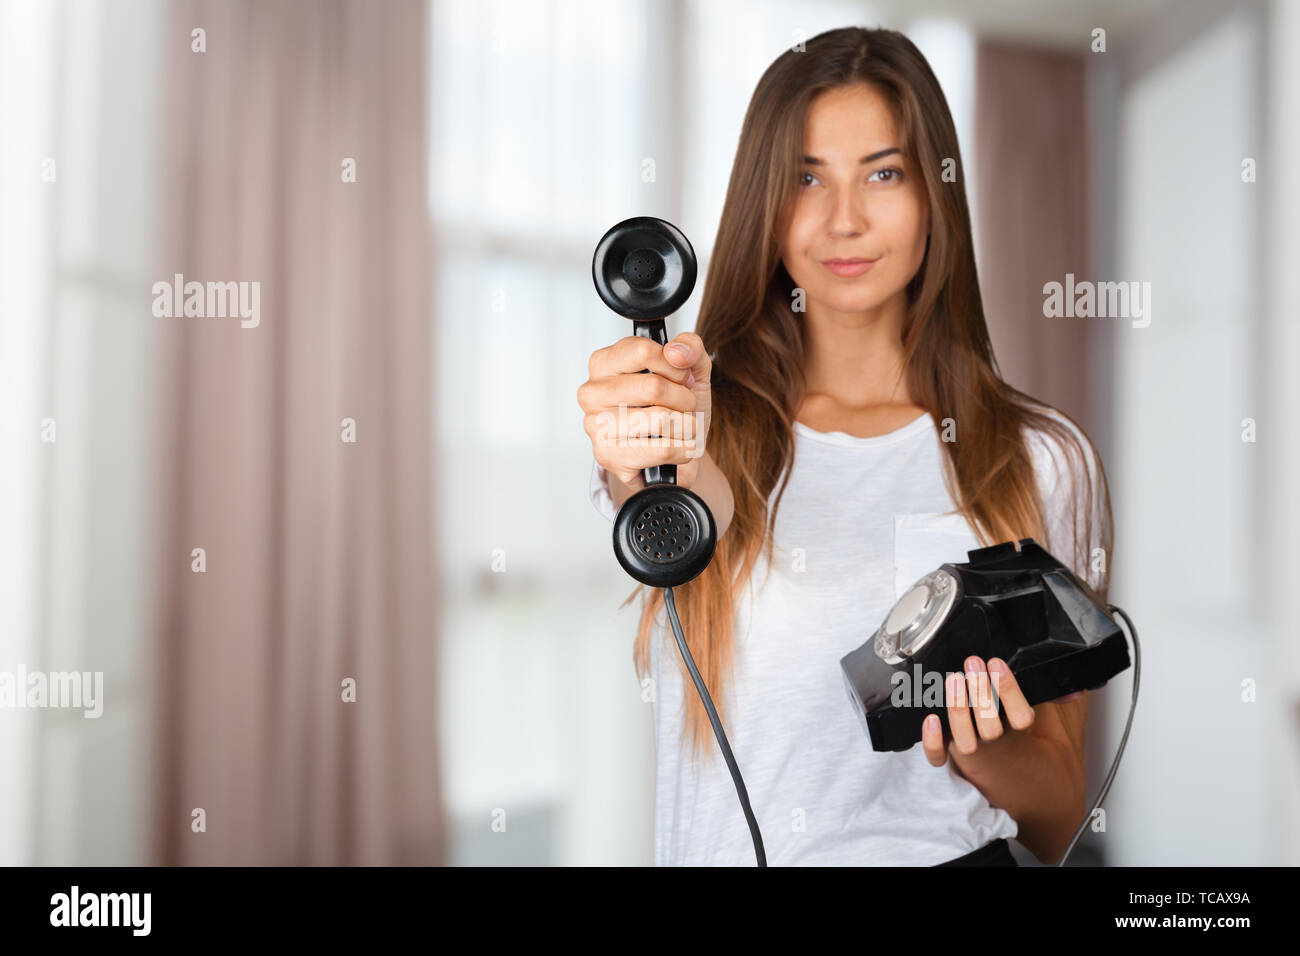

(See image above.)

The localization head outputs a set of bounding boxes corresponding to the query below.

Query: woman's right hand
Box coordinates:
[576,331,713,494]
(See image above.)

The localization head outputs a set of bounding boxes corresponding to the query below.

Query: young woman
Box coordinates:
[576,26,1110,866]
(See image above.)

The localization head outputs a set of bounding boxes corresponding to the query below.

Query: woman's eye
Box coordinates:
[800,167,903,187]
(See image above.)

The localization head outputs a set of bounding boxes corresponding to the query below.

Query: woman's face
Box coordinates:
[779,83,930,321]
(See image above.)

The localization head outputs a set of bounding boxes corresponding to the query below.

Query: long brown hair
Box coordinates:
[625,26,1113,763]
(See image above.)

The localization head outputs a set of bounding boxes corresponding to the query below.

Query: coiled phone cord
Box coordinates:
[663,586,767,867]
[1056,604,1141,867]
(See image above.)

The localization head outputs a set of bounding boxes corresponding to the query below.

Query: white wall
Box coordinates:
[1111,5,1278,864]
[1263,0,1300,866]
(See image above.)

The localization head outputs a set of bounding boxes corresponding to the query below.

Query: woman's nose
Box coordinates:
[828,188,868,237]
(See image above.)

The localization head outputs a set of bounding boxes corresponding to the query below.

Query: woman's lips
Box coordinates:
[821,257,878,278]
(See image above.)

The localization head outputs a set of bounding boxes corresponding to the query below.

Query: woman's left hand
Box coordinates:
[921,656,1083,770]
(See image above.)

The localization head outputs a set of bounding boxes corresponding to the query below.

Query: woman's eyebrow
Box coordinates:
[802,147,901,165]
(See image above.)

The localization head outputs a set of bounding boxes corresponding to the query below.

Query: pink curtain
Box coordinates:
[150,0,445,864]
[974,41,1094,427]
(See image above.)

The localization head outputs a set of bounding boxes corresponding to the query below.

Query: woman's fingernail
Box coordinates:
[924,715,938,734]
[686,371,695,388]
[665,343,691,362]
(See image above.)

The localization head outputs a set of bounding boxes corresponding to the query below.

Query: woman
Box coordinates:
[575,26,1110,866]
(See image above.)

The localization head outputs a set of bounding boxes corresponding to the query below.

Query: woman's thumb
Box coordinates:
[664,334,709,390]
[664,340,693,365]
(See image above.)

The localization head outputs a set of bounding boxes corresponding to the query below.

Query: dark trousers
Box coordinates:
[935,837,1018,866]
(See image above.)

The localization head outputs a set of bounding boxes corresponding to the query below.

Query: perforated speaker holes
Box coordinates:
[635,502,692,562]
[622,249,664,290]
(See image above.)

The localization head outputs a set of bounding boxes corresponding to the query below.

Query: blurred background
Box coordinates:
[1,0,1296,866]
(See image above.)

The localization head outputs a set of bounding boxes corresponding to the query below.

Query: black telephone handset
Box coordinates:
[591,217,765,866]
[591,217,716,589]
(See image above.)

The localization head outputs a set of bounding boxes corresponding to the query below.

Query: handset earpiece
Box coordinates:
[591,217,716,588]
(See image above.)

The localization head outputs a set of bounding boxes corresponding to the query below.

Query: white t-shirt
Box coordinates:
[588,407,1105,866]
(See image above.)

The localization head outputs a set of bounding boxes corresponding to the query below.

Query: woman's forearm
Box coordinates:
[955,727,1086,864]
